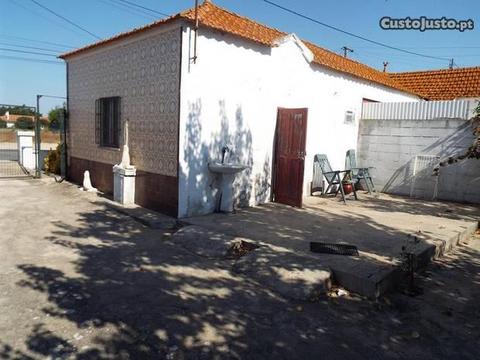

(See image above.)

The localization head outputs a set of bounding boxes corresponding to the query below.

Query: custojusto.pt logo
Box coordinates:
[380,16,474,32]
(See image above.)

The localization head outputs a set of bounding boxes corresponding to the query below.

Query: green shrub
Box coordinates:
[0,120,6,128]
[44,144,61,174]
[15,117,35,130]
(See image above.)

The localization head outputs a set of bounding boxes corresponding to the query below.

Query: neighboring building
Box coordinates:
[0,112,49,128]
[60,0,423,218]
[390,67,480,100]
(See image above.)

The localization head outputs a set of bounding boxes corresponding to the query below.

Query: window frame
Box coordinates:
[95,96,121,149]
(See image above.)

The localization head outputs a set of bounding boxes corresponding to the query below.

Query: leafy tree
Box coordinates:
[48,107,65,130]
[0,119,6,128]
[15,117,35,130]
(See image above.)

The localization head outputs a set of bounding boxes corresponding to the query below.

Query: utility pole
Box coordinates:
[449,58,454,69]
[383,61,389,72]
[341,46,354,58]
[192,0,199,63]
[35,95,42,178]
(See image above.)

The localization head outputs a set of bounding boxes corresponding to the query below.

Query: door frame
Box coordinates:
[272,107,308,207]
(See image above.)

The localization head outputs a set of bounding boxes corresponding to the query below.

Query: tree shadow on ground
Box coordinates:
[347,193,480,221]
[1,201,480,359]
[2,206,355,359]
[187,195,461,262]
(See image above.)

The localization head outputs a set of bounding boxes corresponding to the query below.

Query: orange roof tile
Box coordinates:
[389,67,480,100]
[59,1,420,96]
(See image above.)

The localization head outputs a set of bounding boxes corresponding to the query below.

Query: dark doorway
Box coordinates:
[273,107,308,207]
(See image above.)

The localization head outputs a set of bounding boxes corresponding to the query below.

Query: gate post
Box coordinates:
[16,131,35,170]
[35,95,42,178]
[59,109,66,179]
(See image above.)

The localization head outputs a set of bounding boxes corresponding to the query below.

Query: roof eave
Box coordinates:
[58,15,186,60]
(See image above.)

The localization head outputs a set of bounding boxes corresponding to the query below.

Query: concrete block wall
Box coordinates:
[357,117,480,204]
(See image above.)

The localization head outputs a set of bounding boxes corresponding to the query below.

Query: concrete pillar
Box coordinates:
[16,131,35,170]
[113,165,136,205]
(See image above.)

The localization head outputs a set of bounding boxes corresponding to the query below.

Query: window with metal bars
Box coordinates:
[95,97,121,148]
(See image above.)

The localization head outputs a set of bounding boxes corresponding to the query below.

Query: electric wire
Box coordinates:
[0,47,58,57]
[29,0,101,40]
[260,0,451,61]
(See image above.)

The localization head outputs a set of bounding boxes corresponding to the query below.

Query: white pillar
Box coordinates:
[219,174,236,212]
[113,165,136,205]
[16,131,35,170]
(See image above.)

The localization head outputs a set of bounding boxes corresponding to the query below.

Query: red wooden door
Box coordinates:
[273,108,308,207]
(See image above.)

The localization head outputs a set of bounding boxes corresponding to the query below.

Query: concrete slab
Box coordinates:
[233,245,331,301]
[185,193,479,297]
[171,225,332,300]
[38,175,178,230]
[2,178,480,359]
[103,200,178,230]
[171,225,244,259]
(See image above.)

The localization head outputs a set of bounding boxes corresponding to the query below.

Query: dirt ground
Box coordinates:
[0,129,60,143]
[0,178,479,359]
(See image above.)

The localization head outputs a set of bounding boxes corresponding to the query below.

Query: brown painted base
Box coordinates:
[68,157,113,194]
[68,156,178,217]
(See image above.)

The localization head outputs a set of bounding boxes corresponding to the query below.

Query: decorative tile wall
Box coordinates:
[67,28,181,177]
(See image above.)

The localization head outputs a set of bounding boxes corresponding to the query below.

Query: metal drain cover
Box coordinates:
[310,242,359,256]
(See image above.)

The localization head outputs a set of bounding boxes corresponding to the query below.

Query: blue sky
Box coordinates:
[1,0,478,113]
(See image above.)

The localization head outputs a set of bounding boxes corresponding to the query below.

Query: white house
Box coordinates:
[60,0,421,218]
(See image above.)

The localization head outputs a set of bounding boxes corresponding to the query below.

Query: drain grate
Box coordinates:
[310,242,359,256]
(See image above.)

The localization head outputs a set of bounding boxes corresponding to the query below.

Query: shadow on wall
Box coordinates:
[382,156,439,200]
[379,119,480,203]
[181,99,270,217]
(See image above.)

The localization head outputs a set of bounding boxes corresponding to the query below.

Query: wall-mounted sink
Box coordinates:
[208,161,248,213]
[208,162,248,174]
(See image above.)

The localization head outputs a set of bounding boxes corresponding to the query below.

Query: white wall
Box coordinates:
[178,27,419,218]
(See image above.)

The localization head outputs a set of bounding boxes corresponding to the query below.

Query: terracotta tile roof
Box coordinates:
[389,67,480,100]
[59,1,420,96]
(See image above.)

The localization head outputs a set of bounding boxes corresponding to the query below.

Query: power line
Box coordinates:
[0,42,59,53]
[115,0,169,17]
[356,46,480,50]
[0,34,75,49]
[99,0,156,20]
[0,47,58,57]
[29,0,101,40]
[260,0,451,62]
[7,0,87,38]
[0,55,64,65]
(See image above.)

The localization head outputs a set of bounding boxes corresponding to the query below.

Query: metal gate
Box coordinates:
[1,102,66,180]
[0,128,31,178]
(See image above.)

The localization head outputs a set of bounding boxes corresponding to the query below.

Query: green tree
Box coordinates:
[48,107,65,130]
[15,117,35,130]
[0,119,6,128]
